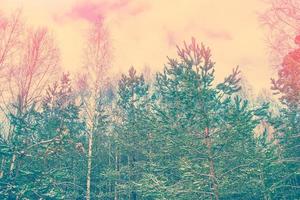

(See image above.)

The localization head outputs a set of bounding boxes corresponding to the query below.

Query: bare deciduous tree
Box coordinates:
[11,27,60,114]
[78,18,112,200]
[0,10,23,118]
[260,0,300,65]
[0,11,59,117]
[0,11,60,184]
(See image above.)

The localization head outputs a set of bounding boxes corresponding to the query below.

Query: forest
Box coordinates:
[0,1,300,200]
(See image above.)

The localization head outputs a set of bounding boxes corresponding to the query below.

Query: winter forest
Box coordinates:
[0,0,299,199]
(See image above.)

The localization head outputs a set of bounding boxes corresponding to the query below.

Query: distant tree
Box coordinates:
[238,73,255,103]
[141,64,153,83]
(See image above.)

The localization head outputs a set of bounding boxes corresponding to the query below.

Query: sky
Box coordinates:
[0,0,274,93]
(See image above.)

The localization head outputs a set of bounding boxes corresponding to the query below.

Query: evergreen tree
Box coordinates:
[114,67,154,199]
[152,38,269,199]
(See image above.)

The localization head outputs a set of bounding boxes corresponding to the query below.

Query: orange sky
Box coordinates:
[0,0,274,93]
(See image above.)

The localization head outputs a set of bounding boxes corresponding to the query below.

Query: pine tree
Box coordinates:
[152,38,269,199]
[114,67,153,199]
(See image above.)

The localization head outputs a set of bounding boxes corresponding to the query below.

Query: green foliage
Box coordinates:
[0,74,86,199]
[0,39,297,200]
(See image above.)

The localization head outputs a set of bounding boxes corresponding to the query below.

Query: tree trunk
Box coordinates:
[114,150,119,200]
[128,155,131,199]
[9,153,16,176]
[108,140,112,197]
[0,158,5,178]
[205,127,219,200]
[86,132,93,200]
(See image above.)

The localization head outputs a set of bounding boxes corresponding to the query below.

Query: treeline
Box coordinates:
[0,13,299,200]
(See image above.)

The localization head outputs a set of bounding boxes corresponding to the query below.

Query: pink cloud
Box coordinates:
[54,0,150,23]
[68,1,105,22]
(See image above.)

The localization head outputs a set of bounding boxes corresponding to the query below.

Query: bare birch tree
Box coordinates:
[77,18,112,200]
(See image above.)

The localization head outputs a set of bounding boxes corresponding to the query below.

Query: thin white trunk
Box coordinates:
[205,127,218,200]
[86,132,93,200]
[9,154,16,175]
[0,158,5,178]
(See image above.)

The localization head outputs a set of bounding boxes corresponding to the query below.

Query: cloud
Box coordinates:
[67,1,106,22]
[54,0,150,24]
